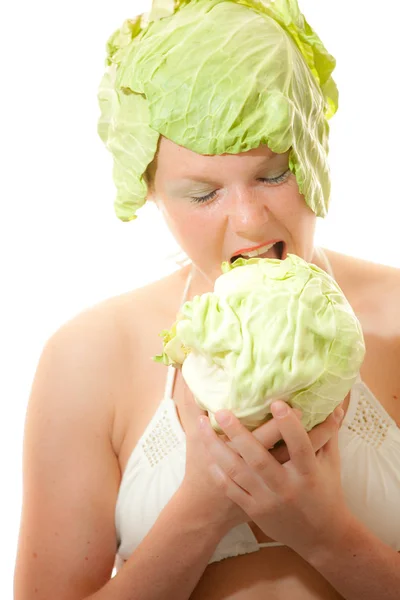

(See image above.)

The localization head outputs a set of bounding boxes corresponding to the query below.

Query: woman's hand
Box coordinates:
[177,384,249,536]
[255,405,345,465]
[198,400,353,558]
[178,383,345,540]
[177,386,304,535]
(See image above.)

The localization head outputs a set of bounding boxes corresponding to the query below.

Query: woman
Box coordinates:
[14,1,400,599]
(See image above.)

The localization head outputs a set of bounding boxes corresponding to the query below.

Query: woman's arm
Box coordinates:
[14,307,222,600]
[303,516,400,600]
[303,330,400,600]
[88,487,224,600]
[14,312,122,599]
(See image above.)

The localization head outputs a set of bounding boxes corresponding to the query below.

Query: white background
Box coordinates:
[1,0,399,596]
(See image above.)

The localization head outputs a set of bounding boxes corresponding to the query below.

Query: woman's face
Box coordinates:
[149,137,318,286]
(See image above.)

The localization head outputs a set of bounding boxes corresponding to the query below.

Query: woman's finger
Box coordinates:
[270,401,316,475]
[212,411,287,492]
[270,406,343,464]
[319,408,344,467]
[252,408,302,449]
[308,406,344,454]
[199,416,265,493]
[180,379,207,437]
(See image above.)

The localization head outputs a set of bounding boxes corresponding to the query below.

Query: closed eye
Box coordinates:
[189,169,292,204]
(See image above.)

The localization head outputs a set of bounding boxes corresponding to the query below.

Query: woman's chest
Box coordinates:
[357,327,400,427]
[114,357,171,476]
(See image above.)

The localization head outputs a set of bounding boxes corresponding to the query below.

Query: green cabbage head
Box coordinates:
[155,255,365,433]
[98,0,338,222]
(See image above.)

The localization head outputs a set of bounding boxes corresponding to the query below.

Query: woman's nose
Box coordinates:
[226,188,270,237]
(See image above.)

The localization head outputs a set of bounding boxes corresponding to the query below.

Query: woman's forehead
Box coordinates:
[156,136,283,179]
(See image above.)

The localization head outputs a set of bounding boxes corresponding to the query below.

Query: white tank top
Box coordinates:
[114,250,400,569]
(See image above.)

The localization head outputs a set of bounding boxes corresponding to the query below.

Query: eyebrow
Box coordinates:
[167,177,220,190]
[166,154,286,191]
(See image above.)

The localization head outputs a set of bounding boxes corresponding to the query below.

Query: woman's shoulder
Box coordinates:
[98,265,191,357]
[323,246,399,281]
[46,267,191,398]
[323,247,400,325]
[39,267,190,452]
[113,265,191,322]
[57,265,190,346]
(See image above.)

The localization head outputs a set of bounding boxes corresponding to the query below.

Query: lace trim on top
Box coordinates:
[141,403,183,468]
[345,385,394,449]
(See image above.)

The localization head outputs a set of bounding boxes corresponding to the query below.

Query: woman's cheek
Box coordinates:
[161,205,205,252]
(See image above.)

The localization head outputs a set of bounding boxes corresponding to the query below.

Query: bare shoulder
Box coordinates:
[51,264,190,359]
[323,248,400,324]
[52,266,190,451]
[323,247,400,289]
[42,264,191,408]
[322,249,400,425]
[105,264,192,333]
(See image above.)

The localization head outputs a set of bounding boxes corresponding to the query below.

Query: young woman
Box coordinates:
[14,1,400,598]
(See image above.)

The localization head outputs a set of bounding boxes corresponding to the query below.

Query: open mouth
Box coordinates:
[230,241,286,264]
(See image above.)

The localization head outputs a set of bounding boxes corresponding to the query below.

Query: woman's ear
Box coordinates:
[146,188,155,203]
[145,183,159,203]
[143,147,160,204]
[143,169,155,203]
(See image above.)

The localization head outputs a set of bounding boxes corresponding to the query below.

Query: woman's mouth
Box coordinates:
[230,241,286,264]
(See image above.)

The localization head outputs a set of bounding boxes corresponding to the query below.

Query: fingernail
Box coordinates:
[215,411,231,427]
[271,401,289,418]
[333,407,344,423]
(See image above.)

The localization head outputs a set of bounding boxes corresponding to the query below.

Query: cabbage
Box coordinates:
[155,255,365,433]
[97,0,338,221]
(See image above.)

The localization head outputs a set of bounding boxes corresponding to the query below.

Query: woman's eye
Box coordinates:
[259,169,291,185]
[189,169,291,204]
[190,189,218,204]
